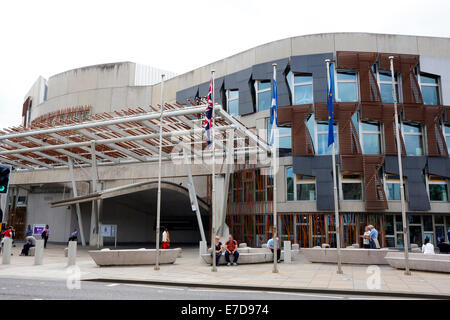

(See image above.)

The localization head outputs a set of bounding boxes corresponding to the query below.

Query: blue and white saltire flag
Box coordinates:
[269,75,278,147]
[327,63,335,147]
[204,79,213,146]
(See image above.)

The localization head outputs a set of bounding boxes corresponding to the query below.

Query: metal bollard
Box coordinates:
[67,241,77,266]
[283,241,292,264]
[34,240,44,265]
[2,238,12,264]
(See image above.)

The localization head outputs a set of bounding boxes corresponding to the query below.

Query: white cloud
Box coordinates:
[0,0,449,128]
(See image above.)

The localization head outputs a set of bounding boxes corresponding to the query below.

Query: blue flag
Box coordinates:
[269,76,278,146]
[327,63,335,147]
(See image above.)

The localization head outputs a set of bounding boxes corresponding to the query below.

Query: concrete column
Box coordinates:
[199,240,207,257]
[34,240,44,265]
[0,194,8,224]
[284,241,292,264]
[1,238,12,264]
[67,241,77,266]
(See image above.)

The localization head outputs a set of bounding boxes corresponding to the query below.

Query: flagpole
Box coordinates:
[325,59,343,275]
[389,56,411,276]
[272,63,279,274]
[211,69,217,272]
[155,74,165,271]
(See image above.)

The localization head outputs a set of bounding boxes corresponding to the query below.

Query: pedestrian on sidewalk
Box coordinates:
[161,228,170,249]
[20,236,36,256]
[267,236,281,263]
[363,226,371,249]
[224,234,239,266]
[41,225,50,248]
[422,237,435,255]
[210,236,223,266]
[1,226,13,255]
[368,225,380,249]
[68,229,78,242]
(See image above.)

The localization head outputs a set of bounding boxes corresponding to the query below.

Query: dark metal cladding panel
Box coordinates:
[293,155,334,211]
[385,156,430,211]
[224,68,253,115]
[291,53,333,103]
[252,58,290,107]
[176,86,199,105]
[427,157,450,178]
[278,105,314,156]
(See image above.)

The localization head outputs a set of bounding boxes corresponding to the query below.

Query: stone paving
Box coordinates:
[1,244,450,297]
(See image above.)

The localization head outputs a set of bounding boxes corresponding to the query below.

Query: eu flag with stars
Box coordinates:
[327,63,335,147]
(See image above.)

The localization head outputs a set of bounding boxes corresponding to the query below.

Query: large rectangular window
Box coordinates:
[384,174,406,201]
[335,70,358,102]
[341,174,362,200]
[360,121,382,154]
[292,73,313,105]
[374,67,400,103]
[402,122,424,156]
[286,167,316,201]
[267,119,292,157]
[443,124,450,156]
[428,175,448,201]
[419,74,440,105]
[226,89,239,116]
[255,80,271,112]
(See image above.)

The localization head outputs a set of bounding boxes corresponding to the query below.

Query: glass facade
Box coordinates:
[256,80,271,112]
[336,70,358,102]
[226,89,239,116]
[267,119,292,157]
[403,123,424,156]
[316,122,338,155]
[361,121,381,154]
[420,74,440,105]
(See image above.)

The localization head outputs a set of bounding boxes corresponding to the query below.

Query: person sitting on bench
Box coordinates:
[224,234,239,266]
[68,229,78,242]
[267,236,281,263]
[20,236,36,256]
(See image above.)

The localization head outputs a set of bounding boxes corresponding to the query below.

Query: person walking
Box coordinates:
[161,228,170,249]
[363,226,371,249]
[224,234,239,266]
[422,237,435,255]
[210,236,223,266]
[267,236,281,263]
[41,225,50,248]
[369,225,380,249]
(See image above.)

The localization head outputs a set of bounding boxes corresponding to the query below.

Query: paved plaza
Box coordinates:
[0,244,449,297]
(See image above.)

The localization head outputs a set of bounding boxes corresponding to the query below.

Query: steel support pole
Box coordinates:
[89,141,100,248]
[211,70,217,272]
[155,74,165,271]
[326,59,343,274]
[68,158,86,246]
[272,63,279,274]
[389,56,411,276]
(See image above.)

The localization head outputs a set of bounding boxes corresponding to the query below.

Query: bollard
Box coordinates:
[2,238,12,264]
[67,241,77,266]
[34,240,44,265]
[199,240,207,257]
[283,241,292,264]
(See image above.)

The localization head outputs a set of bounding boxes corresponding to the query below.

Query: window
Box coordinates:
[226,90,239,116]
[315,122,338,155]
[444,124,450,156]
[428,175,448,201]
[288,71,313,105]
[335,70,358,102]
[255,80,271,112]
[360,120,382,154]
[385,174,405,200]
[286,167,316,201]
[419,74,440,105]
[296,175,316,201]
[402,122,424,156]
[341,174,362,200]
[374,66,400,103]
[266,119,292,157]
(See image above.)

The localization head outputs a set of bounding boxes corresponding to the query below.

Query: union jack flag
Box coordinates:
[204,79,213,145]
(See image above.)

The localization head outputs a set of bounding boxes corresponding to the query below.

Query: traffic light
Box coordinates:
[0,164,11,194]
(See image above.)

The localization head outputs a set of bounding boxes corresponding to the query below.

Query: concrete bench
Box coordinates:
[29,247,35,256]
[88,248,178,267]
[385,252,450,273]
[302,247,391,265]
[174,247,182,258]
[201,247,284,265]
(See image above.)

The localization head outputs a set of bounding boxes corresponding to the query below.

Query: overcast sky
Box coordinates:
[0,0,449,128]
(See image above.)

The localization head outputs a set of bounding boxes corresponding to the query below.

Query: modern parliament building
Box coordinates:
[3,32,450,249]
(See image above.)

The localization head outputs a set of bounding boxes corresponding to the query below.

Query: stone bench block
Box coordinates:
[88,248,178,267]
[302,247,391,265]
[385,252,450,273]
[201,248,284,265]
[29,247,36,256]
